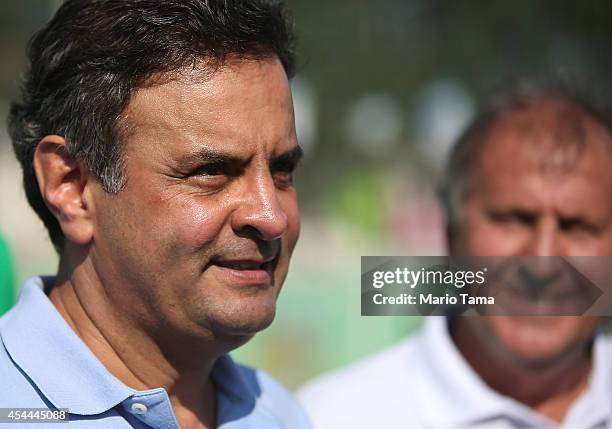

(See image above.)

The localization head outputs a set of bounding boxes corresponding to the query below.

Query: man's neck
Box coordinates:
[451,317,593,423]
[49,258,218,429]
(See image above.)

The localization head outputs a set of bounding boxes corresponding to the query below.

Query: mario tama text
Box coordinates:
[373,292,493,306]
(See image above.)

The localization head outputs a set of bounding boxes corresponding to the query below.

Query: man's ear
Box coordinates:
[33,135,94,246]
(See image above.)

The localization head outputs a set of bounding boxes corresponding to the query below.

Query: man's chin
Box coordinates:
[217,312,276,337]
[185,277,281,345]
[486,317,586,366]
[204,302,277,344]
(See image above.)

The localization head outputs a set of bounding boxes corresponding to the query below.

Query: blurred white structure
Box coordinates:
[344,93,403,156]
[413,80,475,170]
[291,76,318,154]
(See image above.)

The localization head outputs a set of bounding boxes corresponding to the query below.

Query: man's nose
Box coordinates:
[520,217,565,284]
[231,173,288,241]
[523,217,564,257]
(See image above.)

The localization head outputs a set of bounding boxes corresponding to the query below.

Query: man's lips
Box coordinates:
[487,275,589,315]
[215,259,273,270]
[209,256,278,286]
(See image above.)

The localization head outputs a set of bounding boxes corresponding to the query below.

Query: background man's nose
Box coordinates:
[523,217,565,257]
[518,217,566,295]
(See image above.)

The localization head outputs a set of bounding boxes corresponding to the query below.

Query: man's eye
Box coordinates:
[185,163,234,191]
[559,218,599,235]
[273,171,294,187]
[271,161,298,188]
[489,211,535,226]
[192,162,226,176]
[190,161,243,178]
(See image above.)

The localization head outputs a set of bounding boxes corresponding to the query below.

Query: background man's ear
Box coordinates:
[33,135,94,246]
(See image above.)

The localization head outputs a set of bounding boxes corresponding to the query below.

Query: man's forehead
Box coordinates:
[116,57,294,159]
[475,98,612,175]
[122,58,287,121]
[125,60,284,117]
[466,100,612,216]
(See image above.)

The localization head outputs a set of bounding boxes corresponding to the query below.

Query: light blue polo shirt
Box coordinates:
[0,277,311,428]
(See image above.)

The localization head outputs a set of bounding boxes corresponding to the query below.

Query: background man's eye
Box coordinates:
[559,219,598,235]
[489,211,535,226]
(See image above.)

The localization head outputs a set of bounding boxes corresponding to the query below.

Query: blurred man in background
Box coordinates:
[0,1,309,428]
[299,80,612,429]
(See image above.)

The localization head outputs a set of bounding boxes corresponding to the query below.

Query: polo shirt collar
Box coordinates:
[213,355,280,427]
[564,334,612,428]
[412,317,612,429]
[0,276,135,414]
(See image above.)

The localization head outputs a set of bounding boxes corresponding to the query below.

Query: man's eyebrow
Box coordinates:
[178,147,248,167]
[176,145,304,171]
[271,145,304,167]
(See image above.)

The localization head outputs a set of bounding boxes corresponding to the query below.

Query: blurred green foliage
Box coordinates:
[0,232,15,315]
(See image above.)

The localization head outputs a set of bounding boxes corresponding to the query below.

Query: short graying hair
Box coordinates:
[438,76,612,230]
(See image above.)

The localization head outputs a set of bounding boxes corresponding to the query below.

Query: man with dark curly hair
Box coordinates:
[0,1,309,428]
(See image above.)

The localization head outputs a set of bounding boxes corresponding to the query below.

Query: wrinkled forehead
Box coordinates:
[475,98,612,178]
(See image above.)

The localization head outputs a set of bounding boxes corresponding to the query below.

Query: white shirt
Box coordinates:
[298,317,612,429]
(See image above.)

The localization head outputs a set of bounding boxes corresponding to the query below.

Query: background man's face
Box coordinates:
[451,100,612,363]
[90,58,300,345]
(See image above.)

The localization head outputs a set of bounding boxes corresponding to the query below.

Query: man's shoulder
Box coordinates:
[296,334,423,429]
[231,361,312,429]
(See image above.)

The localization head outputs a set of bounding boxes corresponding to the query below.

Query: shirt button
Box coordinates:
[131,403,148,415]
